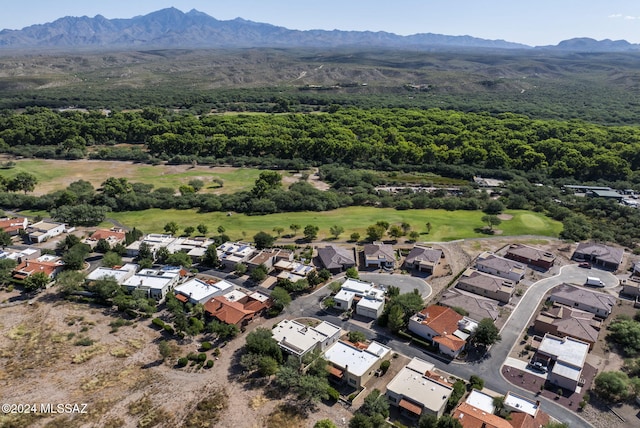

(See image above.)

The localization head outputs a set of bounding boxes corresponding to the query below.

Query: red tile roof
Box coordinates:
[0,217,26,234]
[89,228,126,242]
[13,259,63,279]
[508,411,550,428]
[399,398,422,416]
[204,295,269,326]
[433,334,466,352]
[418,305,463,336]
[453,403,512,428]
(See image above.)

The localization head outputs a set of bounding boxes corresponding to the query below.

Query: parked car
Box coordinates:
[578,262,591,269]
[528,361,547,373]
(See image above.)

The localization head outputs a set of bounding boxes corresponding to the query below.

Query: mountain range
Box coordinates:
[0,7,638,52]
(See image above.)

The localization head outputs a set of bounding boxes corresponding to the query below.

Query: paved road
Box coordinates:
[285,264,596,427]
[359,273,432,298]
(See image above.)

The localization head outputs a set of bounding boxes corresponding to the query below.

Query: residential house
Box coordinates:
[475,252,526,282]
[204,289,270,327]
[464,389,497,414]
[246,248,293,272]
[27,221,66,243]
[621,276,640,298]
[122,267,183,302]
[505,244,555,270]
[386,357,453,419]
[324,340,391,388]
[573,242,624,271]
[439,288,500,322]
[125,234,175,258]
[174,278,235,305]
[216,241,257,270]
[0,217,27,236]
[363,241,396,269]
[503,392,549,428]
[534,333,590,391]
[274,260,315,282]
[453,402,512,428]
[271,319,341,359]
[548,283,616,318]
[408,305,476,358]
[316,245,356,273]
[333,278,385,319]
[455,268,516,303]
[12,254,64,280]
[0,246,40,262]
[404,245,443,274]
[533,305,601,350]
[84,228,126,248]
[165,236,217,262]
[85,263,139,285]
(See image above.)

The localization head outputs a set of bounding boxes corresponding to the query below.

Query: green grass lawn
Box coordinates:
[105,207,562,241]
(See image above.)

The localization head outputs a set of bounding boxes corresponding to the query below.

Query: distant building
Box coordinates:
[27,221,66,243]
[386,357,453,419]
[573,242,624,271]
[216,241,257,270]
[404,245,443,274]
[316,245,356,273]
[125,234,175,258]
[12,254,64,280]
[363,241,396,269]
[0,217,27,236]
[475,252,526,282]
[84,228,126,248]
[505,244,555,270]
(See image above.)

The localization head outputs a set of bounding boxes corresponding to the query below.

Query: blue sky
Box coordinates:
[2,0,640,46]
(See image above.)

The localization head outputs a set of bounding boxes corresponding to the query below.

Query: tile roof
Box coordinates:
[439,289,500,321]
[404,246,443,266]
[453,403,512,428]
[550,283,616,314]
[363,242,395,262]
[89,228,126,242]
[433,334,466,352]
[416,305,463,336]
[317,245,355,270]
[574,242,624,266]
[506,244,555,264]
[204,294,268,326]
[508,410,550,428]
[458,269,515,293]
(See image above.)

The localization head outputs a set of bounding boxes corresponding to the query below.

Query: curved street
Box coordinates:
[286,265,601,427]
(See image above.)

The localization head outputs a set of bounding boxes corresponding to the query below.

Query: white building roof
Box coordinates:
[272,319,340,357]
[538,334,589,368]
[386,357,453,413]
[175,278,234,302]
[86,263,138,283]
[552,361,582,381]
[324,341,390,376]
[123,268,180,291]
[465,390,496,414]
[406,357,435,374]
[342,278,376,294]
[357,296,385,311]
[504,392,539,417]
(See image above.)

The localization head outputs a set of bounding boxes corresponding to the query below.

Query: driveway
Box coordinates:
[358,273,432,298]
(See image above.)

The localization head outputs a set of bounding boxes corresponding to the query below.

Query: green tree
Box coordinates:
[360,389,390,418]
[594,371,631,402]
[425,222,432,233]
[183,226,195,236]
[401,222,411,234]
[272,226,285,237]
[235,263,247,275]
[95,238,111,254]
[289,224,301,236]
[270,286,292,310]
[0,230,12,247]
[258,355,280,377]
[9,172,37,194]
[543,423,569,428]
[253,231,276,249]
[348,330,367,343]
[166,251,192,268]
[345,267,359,279]
[102,251,122,268]
[484,200,505,215]
[202,244,220,268]
[196,224,208,235]
[388,225,404,240]
[217,225,226,234]
[409,231,420,242]
[469,375,484,390]
[245,327,283,363]
[474,318,502,347]
[158,340,172,360]
[23,271,50,291]
[62,243,91,270]
[366,224,386,242]
[387,304,405,332]
[250,264,269,282]
[418,414,437,428]
[435,415,463,428]
[303,224,319,241]
[607,317,640,357]
[164,221,179,235]
[314,420,338,428]
[101,177,131,198]
[329,225,344,239]
[188,179,205,192]
[481,215,502,231]
[350,232,361,242]
[55,270,85,296]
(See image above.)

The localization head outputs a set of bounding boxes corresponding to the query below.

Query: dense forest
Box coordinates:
[1,107,639,184]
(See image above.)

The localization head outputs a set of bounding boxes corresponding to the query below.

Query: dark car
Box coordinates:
[578,262,591,269]
[528,361,548,373]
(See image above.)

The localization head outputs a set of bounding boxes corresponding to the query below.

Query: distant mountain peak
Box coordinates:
[0,8,635,52]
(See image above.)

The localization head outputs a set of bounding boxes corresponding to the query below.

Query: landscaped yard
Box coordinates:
[105,207,562,241]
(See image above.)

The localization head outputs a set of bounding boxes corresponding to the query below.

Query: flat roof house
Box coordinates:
[535,333,590,392]
[27,221,66,243]
[549,283,616,318]
[385,357,453,419]
[363,242,396,269]
[317,245,356,273]
[505,244,555,270]
[475,252,526,283]
[246,248,293,272]
[174,278,235,305]
[334,278,385,319]
[125,233,175,258]
[216,241,257,270]
[86,263,139,285]
[456,268,515,304]
[271,319,341,359]
[404,245,443,274]
[123,267,182,302]
[573,242,624,271]
[324,340,391,389]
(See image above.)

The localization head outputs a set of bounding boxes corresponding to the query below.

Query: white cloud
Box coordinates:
[624,15,638,20]
[609,14,623,18]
